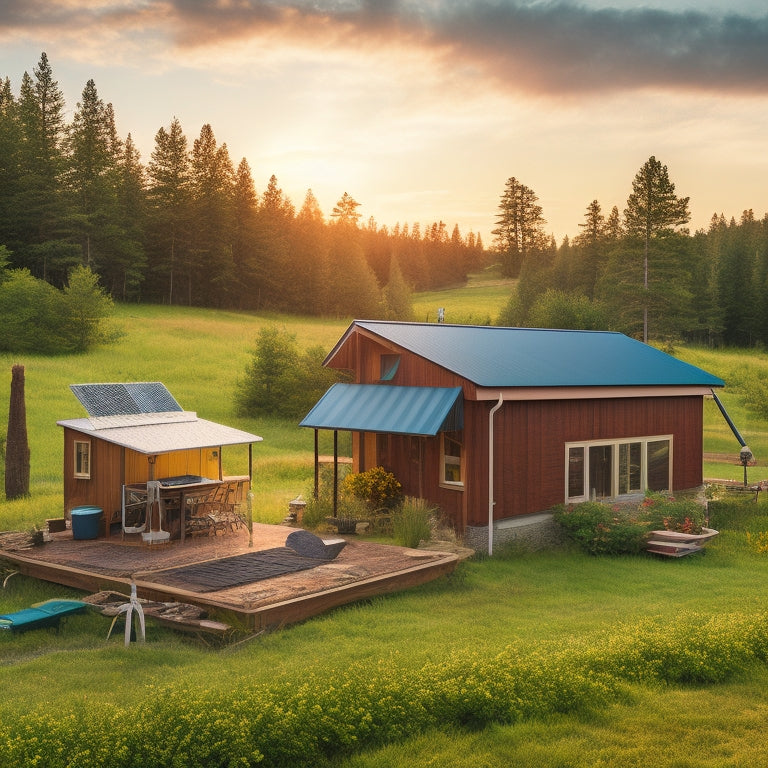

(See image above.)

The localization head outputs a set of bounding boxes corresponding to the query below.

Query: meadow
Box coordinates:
[2,279,768,766]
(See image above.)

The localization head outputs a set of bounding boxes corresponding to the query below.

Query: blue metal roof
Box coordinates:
[337,322,724,389]
[300,384,463,435]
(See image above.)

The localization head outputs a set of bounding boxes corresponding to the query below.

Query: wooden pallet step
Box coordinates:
[647,539,704,550]
[647,540,705,557]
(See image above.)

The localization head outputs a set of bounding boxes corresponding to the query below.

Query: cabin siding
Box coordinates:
[62,427,124,533]
[464,395,704,526]
[123,447,220,484]
[359,395,704,530]
[63,427,225,535]
[333,333,474,394]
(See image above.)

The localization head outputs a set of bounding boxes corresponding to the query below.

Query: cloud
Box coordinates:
[3,1,768,96]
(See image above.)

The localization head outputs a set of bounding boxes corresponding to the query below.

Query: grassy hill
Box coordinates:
[2,285,768,766]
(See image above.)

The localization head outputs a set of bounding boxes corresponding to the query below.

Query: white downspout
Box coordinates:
[488,393,504,556]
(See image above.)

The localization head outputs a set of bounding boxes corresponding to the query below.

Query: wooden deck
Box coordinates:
[0,524,460,634]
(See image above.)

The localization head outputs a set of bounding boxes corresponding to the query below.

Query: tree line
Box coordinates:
[493,157,768,347]
[0,53,486,317]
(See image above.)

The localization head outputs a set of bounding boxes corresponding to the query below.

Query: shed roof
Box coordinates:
[58,382,262,454]
[57,415,262,455]
[300,384,463,435]
[328,321,724,389]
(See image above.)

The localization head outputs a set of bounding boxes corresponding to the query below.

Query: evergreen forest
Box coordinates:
[0,54,485,320]
[494,163,768,347]
[2,53,768,346]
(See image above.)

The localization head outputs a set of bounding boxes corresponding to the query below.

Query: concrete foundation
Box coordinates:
[464,512,566,554]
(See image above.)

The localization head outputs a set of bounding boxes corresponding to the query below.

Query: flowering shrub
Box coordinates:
[554,492,708,555]
[553,502,648,555]
[341,466,402,510]
[640,492,705,534]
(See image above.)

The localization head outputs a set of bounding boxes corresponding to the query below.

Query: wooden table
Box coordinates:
[125,477,221,542]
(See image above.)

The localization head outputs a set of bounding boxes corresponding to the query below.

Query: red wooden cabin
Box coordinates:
[301,321,724,550]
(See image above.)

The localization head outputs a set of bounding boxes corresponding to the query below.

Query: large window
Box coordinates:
[74,440,91,479]
[441,432,464,488]
[565,436,671,503]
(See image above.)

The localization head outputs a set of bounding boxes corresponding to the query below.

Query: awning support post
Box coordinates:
[333,430,339,517]
[313,429,320,500]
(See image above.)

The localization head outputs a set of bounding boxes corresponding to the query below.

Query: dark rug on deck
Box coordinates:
[148,548,323,592]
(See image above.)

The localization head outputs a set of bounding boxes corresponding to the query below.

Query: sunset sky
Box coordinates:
[2,0,767,244]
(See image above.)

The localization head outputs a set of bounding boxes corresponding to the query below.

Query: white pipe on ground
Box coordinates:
[488,393,504,557]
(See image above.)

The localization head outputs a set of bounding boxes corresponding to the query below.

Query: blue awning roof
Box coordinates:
[300,384,463,436]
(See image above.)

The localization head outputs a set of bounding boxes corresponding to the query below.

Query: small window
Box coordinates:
[618,442,642,495]
[441,432,464,488]
[380,354,400,381]
[74,440,91,479]
[647,439,670,491]
[567,447,585,498]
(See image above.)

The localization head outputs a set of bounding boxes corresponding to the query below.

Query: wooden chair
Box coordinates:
[184,484,244,537]
[184,492,217,537]
[122,485,148,537]
[207,482,246,533]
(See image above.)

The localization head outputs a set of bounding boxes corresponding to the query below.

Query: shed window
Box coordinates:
[565,436,671,503]
[441,432,464,488]
[380,354,400,381]
[74,440,91,479]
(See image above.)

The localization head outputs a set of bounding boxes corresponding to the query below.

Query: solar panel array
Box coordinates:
[70,382,182,417]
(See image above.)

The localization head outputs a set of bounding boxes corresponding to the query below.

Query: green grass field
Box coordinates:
[2,284,768,766]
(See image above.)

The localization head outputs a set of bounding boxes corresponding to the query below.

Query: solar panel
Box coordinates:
[70,382,183,417]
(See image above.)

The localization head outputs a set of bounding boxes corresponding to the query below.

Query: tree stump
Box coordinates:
[5,364,30,500]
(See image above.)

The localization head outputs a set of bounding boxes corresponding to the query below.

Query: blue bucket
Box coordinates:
[70,506,103,540]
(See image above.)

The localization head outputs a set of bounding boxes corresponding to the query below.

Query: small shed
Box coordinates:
[301,321,724,547]
[57,383,262,538]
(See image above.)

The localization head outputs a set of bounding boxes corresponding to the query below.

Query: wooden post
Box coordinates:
[247,490,253,548]
[5,364,30,500]
[333,429,338,518]
[314,429,319,500]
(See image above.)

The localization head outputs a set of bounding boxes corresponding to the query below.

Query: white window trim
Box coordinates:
[440,432,465,490]
[564,435,672,503]
[74,439,91,479]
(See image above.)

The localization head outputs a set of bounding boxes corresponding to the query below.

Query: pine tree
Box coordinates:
[382,255,414,320]
[108,133,147,299]
[573,199,606,297]
[290,189,328,313]
[188,124,235,306]
[66,79,122,274]
[623,156,690,342]
[604,205,623,241]
[0,77,21,254]
[12,55,76,283]
[331,192,362,227]
[492,177,547,278]
[146,118,191,304]
[717,212,759,346]
[231,158,261,308]
[256,175,295,309]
